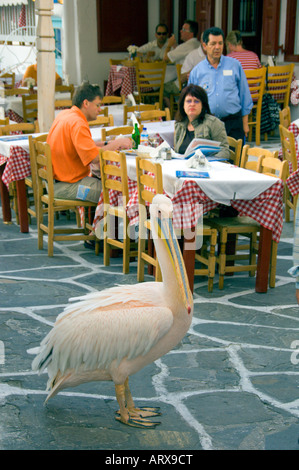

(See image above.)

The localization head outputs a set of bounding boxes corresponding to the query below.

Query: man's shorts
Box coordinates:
[53,176,102,203]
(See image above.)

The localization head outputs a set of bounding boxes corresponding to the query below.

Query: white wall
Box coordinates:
[63,0,160,94]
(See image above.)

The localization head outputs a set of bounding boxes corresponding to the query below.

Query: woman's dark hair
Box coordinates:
[72,82,102,107]
[176,84,211,122]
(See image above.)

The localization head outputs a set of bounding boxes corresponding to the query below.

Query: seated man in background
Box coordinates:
[163,20,201,106]
[47,82,131,205]
[137,23,169,61]
[226,30,262,70]
[22,63,62,86]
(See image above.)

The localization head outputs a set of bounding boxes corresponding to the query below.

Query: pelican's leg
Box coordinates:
[124,378,161,418]
[115,379,161,429]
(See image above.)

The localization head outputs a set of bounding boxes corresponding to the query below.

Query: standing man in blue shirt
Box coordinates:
[188,27,253,141]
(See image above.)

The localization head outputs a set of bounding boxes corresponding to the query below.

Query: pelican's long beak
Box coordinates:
[155,215,193,314]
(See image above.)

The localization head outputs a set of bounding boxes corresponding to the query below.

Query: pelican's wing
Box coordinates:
[32,304,173,379]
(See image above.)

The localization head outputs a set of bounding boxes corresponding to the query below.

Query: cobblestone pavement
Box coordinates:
[0,203,299,452]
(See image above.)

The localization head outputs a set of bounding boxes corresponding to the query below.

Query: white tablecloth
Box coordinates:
[126,158,278,205]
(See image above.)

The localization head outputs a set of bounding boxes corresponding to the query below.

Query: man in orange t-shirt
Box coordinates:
[47,83,131,203]
[22,63,62,86]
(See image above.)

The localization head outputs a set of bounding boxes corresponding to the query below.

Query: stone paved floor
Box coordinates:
[1,153,299,451]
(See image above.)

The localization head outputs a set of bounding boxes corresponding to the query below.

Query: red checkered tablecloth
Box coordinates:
[0,145,30,188]
[105,65,137,97]
[286,169,299,196]
[92,176,284,243]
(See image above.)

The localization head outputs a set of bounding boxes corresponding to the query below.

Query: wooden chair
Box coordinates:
[240,145,279,172]
[279,124,298,223]
[227,136,243,166]
[32,138,98,256]
[169,63,183,119]
[99,150,138,273]
[0,122,40,223]
[101,95,125,105]
[135,61,166,109]
[101,125,142,141]
[279,106,291,129]
[22,94,38,122]
[266,64,295,108]
[257,154,290,287]
[207,215,260,289]
[136,156,163,282]
[0,117,9,125]
[88,115,114,127]
[139,108,171,123]
[0,72,15,89]
[245,67,266,146]
[123,103,159,125]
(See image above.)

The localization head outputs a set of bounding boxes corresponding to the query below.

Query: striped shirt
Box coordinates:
[227,51,262,70]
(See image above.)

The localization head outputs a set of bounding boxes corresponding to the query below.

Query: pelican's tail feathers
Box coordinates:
[44,371,71,403]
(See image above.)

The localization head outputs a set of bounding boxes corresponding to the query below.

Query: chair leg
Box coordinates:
[123,217,130,274]
[218,230,227,290]
[47,205,54,257]
[269,240,278,288]
[137,236,146,282]
[103,211,110,267]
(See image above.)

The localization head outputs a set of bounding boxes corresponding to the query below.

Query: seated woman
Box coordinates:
[174,84,230,160]
[21,63,62,87]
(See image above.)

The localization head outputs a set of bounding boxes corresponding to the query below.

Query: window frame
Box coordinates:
[285,0,299,62]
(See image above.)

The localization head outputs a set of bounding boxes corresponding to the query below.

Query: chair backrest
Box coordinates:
[139,108,171,123]
[135,61,166,109]
[136,156,163,207]
[109,58,139,67]
[279,106,291,128]
[240,144,279,172]
[0,72,15,89]
[22,94,38,122]
[257,154,289,180]
[1,87,29,97]
[245,67,266,103]
[266,64,294,107]
[101,95,125,105]
[55,84,75,99]
[28,133,49,211]
[226,136,243,166]
[33,139,55,207]
[99,150,129,206]
[0,121,39,136]
[88,114,114,127]
[54,99,72,109]
[101,125,142,141]
[279,124,298,173]
[123,103,159,124]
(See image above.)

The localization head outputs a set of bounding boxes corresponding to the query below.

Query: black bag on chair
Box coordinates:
[260,93,281,134]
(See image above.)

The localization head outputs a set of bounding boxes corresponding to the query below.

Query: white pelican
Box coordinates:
[32,195,193,428]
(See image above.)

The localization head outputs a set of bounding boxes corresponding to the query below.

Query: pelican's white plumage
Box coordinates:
[32,195,193,428]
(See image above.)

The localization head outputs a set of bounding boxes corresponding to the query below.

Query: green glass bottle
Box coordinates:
[132,123,140,149]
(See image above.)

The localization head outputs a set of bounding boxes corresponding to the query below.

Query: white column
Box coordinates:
[35,0,55,132]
